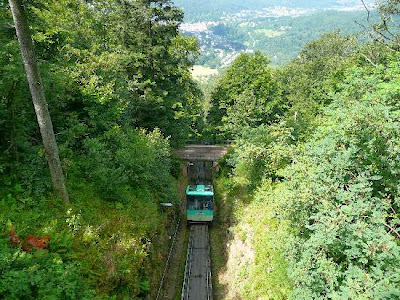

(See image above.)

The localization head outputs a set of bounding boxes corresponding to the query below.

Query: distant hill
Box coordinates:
[175,0,376,67]
[174,0,370,21]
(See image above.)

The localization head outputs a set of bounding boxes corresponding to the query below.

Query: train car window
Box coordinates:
[187,195,213,210]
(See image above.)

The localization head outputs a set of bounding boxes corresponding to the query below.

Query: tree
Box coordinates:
[279,61,400,298]
[359,0,400,52]
[278,31,358,141]
[8,0,69,202]
[208,51,283,138]
[31,0,201,142]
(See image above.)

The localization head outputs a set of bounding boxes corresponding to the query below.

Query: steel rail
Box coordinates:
[181,224,213,300]
[181,225,194,300]
[206,228,213,300]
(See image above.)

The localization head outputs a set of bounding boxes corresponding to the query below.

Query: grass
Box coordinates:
[0,179,179,299]
[255,29,285,38]
[191,65,219,82]
[209,177,292,299]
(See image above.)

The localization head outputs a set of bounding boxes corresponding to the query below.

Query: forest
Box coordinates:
[0,0,203,298]
[1,0,400,299]
[201,10,377,67]
[207,1,400,298]
[178,0,379,67]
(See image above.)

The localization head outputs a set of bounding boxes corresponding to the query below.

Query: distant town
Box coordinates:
[179,2,374,73]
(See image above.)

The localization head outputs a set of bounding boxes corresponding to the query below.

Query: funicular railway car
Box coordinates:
[186,161,215,222]
[186,184,214,222]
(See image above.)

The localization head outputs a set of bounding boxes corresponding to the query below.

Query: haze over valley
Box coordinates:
[175,0,375,69]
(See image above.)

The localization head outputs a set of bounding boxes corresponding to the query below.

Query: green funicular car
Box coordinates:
[186,184,214,222]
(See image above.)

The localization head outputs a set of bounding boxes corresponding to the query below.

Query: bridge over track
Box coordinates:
[174,145,228,162]
[181,224,213,300]
[175,144,229,183]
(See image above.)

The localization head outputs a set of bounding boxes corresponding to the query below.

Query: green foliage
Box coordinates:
[1,180,175,298]
[216,53,400,298]
[79,127,175,202]
[0,239,95,299]
[1,0,203,194]
[0,193,95,299]
[208,51,284,138]
[211,176,292,299]
[226,122,293,191]
[30,0,202,140]
[210,12,400,297]
[276,60,400,298]
[363,0,400,51]
[278,31,359,141]
[242,182,292,299]
[1,0,190,298]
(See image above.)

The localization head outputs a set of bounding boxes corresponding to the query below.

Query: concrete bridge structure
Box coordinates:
[175,145,229,183]
[174,145,229,162]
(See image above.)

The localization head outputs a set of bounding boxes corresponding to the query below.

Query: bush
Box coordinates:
[0,238,95,299]
[277,62,400,299]
[78,126,176,203]
[214,55,400,300]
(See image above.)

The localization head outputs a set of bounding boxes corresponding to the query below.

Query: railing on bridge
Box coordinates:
[176,139,234,146]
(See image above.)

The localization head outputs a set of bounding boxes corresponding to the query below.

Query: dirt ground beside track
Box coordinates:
[158,176,189,300]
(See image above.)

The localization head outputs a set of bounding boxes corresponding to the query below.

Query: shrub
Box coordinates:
[0,236,95,299]
[278,63,400,299]
[79,126,176,203]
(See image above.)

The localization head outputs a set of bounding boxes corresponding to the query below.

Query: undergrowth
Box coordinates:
[210,177,291,300]
[0,178,178,299]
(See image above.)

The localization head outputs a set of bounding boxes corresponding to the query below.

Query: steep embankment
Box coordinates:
[0,128,182,299]
[205,10,400,296]
[209,55,400,299]
[210,178,291,299]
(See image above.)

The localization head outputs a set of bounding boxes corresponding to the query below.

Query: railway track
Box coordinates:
[181,224,213,300]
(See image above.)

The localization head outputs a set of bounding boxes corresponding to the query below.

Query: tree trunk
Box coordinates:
[8,0,69,202]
